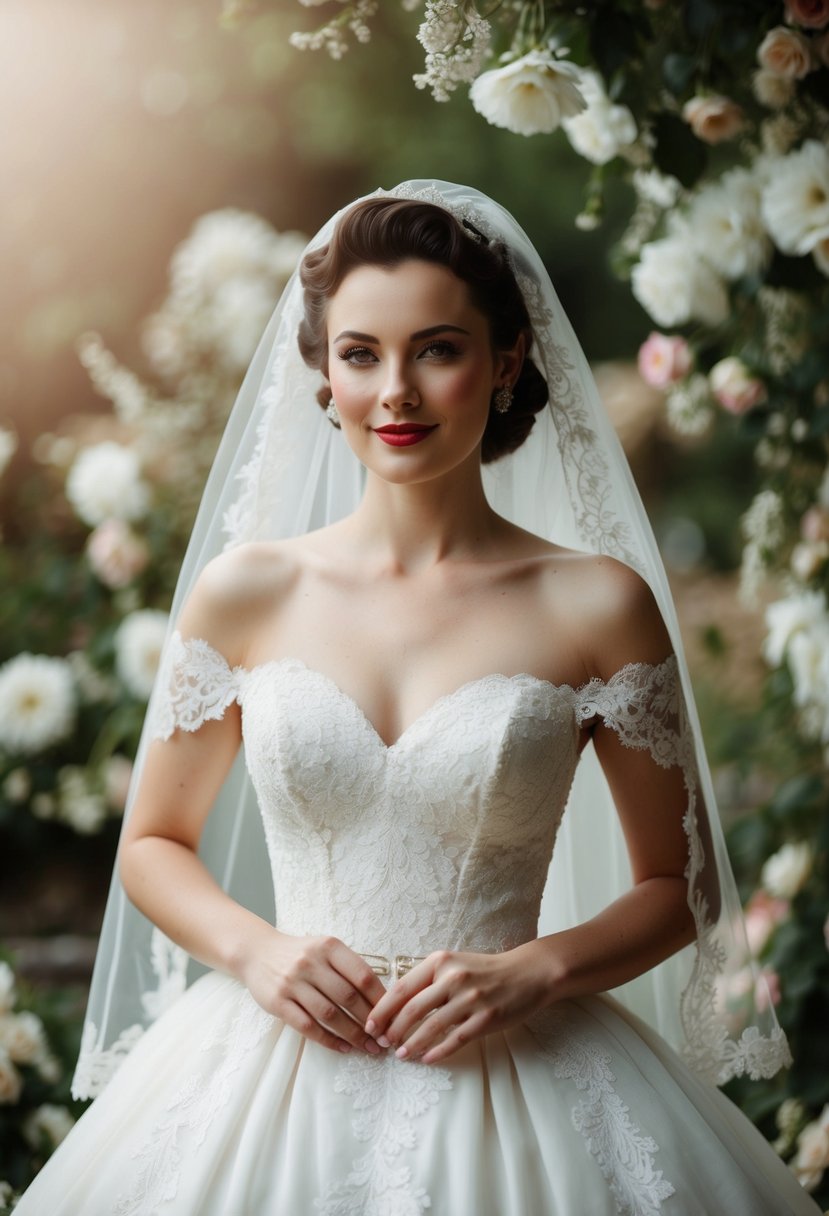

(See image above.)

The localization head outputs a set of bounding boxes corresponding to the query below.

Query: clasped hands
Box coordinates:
[240,930,551,1067]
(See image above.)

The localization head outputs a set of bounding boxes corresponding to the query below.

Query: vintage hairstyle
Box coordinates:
[296,197,549,463]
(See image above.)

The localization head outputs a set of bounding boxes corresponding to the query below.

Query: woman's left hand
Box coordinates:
[364,941,553,1066]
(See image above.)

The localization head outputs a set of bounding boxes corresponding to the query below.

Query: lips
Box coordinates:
[373,423,438,447]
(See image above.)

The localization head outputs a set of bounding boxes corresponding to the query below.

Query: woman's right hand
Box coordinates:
[238,926,389,1055]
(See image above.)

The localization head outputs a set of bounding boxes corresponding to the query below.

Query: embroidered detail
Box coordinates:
[141,928,189,1021]
[72,1021,145,1101]
[315,1053,452,1215]
[533,1008,675,1216]
[114,993,273,1215]
[151,630,242,741]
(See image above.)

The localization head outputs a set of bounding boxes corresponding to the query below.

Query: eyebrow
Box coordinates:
[332,324,471,343]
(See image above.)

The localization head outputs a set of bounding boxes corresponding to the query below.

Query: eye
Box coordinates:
[419,339,461,359]
[337,345,377,365]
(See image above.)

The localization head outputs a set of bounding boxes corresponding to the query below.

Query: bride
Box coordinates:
[14,182,820,1214]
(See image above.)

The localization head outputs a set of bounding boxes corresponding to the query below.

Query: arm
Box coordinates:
[119,549,386,1055]
[366,561,699,1064]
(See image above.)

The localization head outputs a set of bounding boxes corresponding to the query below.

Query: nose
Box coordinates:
[381,359,420,411]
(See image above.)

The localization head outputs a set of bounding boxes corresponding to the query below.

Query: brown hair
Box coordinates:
[297,198,548,463]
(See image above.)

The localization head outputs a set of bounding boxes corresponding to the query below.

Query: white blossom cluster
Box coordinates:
[739,489,785,604]
[0,655,76,756]
[289,0,378,59]
[0,960,66,1113]
[414,0,491,103]
[765,589,829,743]
[664,373,715,437]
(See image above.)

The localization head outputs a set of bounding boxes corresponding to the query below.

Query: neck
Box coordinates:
[348,454,499,573]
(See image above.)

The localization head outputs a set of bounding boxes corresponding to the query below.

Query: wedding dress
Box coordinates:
[15,631,820,1215]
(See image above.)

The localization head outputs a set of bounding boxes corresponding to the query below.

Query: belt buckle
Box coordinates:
[360,952,424,980]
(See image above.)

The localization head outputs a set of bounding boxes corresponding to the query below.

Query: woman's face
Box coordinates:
[325,258,520,484]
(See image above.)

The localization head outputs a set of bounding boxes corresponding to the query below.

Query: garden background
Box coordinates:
[1,0,828,1206]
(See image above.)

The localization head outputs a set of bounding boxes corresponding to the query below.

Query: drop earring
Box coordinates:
[493,384,512,414]
[326,398,341,426]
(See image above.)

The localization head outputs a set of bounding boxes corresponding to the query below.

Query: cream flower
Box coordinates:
[66,442,150,529]
[561,69,637,165]
[752,68,795,109]
[764,589,828,665]
[682,94,744,144]
[22,1103,75,1150]
[115,609,169,699]
[709,357,766,414]
[791,1105,829,1192]
[758,26,814,78]
[631,232,729,327]
[0,654,76,755]
[87,519,149,590]
[0,1011,46,1065]
[470,49,586,137]
[762,841,813,898]
[762,141,829,255]
[0,1049,22,1105]
[689,169,771,279]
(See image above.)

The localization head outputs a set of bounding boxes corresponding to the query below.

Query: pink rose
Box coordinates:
[637,332,693,389]
[682,95,745,144]
[744,889,790,955]
[755,968,782,1012]
[786,0,829,29]
[87,519,149,589]
[757,27,814,78]
[710,357,767,414]
[801,505,829,542]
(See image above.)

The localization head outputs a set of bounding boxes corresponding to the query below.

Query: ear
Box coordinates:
[494,332,526,389]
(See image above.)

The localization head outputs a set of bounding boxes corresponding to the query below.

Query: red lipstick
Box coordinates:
[373,424,438,447]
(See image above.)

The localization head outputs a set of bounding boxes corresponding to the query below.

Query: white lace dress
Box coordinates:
[16,635,820,1216]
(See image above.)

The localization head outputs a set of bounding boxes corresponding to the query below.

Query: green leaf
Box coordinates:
[651,112,707,188]
[662,53,696,97]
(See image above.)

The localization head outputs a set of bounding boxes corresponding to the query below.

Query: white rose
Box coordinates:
[752,68,795,109]
[22,1103,75,1150]
[0,653,77,756]
[561,69,637,165]
[115,609,169,699]
[689,169,771,280]
[632,232,728,327]
[787,625,829,715]
[0,1011,47,1065]
[792,1105,829,1192]
[764,589,828,665]
[762,140,829,256]
[0,1048,22,1105]
[470,49,586,136]
[66,442,150,529]
[762,841,813,898]
[0,964,15,1016]
[757,26,814,79]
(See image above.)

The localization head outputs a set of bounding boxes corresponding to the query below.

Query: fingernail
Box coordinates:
[378,1035,391,1049]
[338,1042,352,1053]
[395,1045,408,1059]
[365,1019,377,1035]
[364,1039,381,1055]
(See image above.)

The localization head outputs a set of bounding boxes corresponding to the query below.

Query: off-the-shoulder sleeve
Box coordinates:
[574,654,695,775]
[150,631,244,742]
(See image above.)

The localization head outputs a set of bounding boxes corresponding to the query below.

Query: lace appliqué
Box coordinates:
[114,992,274,1216]
[315,1053,453,1216]
[532,1008,675,1216]
[151,630,243,741]
[576,656,792,1085]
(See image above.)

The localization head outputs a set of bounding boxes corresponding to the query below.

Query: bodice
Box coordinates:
[154,634,683,962]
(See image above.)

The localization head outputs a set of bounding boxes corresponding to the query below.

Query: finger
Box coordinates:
[297,982,385,1053]
[418,1012,492,1065]
[383,983,452,1045]
[280,998,354,1055]
[366,961,436,1035]
[328,941,388,1006]
[322,972,378,1029]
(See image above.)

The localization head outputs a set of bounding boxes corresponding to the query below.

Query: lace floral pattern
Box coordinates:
[531,1007,675,1216]
[315,1053,453,1216]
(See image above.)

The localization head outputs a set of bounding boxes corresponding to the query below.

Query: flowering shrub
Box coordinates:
[0,210,305,843]
[0,957,84,1203]
[255,0,829,1197]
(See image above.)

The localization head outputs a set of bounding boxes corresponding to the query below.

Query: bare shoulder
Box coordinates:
[538,549,673,680]
[175,541,303,667]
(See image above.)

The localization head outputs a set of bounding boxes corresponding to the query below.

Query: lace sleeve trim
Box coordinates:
[151,630,244,742]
